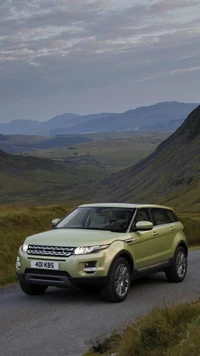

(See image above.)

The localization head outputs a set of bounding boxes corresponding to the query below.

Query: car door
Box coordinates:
[150,208,175,261]
[128,208,162,269]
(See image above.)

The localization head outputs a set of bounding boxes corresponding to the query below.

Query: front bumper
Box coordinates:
[16,270,107,288]
[16,240,124,288]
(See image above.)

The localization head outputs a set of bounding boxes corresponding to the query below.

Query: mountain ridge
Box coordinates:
[0,101,198,135]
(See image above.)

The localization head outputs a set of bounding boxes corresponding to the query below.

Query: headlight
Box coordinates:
[74,244,109,255]
[22,243,28,252]
[16,256,21,270]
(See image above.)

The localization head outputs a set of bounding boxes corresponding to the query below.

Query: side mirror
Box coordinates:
[52,218,61,228]
[135,221,153,231]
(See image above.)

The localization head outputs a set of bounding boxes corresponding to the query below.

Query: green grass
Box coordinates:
[84,299,200,356]
[178,213,200,246]
[0,204,73,286]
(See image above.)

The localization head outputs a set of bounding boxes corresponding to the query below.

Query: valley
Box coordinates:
[0,133,169,205]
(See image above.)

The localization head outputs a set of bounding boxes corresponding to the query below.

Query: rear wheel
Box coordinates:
[101,257,131,302]
[165,246,187,283]
[19,281,48,295]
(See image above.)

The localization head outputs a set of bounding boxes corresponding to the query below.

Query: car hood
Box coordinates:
[24,228,127,247]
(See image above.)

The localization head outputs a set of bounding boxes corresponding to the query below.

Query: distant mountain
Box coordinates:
[41,113,81,131]
[0,102,198,135]
[0,134,9,141]
[47,113,116,135]
[0,113,116,135]
[95,105,200,212]
[0,120,41,135]
[63,102,199,134]
[0,114,80,135]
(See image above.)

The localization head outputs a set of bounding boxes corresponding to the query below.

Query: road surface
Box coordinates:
[0,249,200,356]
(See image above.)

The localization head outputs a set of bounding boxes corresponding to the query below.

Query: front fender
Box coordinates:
[103,240,134,276]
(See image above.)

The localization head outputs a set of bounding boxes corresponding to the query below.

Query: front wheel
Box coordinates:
[165,246,187,283]
[101,257,131,302]
[19,281,48,295]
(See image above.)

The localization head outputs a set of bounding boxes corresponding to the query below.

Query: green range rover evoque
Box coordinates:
[16,203,188,302]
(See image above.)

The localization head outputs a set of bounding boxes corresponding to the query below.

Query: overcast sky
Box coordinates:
[0,0,200,122]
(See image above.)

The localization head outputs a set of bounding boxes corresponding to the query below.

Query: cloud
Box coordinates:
[0,0,200,121]
[169,66,200,75]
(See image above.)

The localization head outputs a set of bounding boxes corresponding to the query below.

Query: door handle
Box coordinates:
[153,231,159,237]
[170,226,175,232]
[125,238,139,243]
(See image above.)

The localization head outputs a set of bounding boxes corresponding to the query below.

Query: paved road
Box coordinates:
[1,250,200,356]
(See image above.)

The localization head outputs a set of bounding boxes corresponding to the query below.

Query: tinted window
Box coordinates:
[151,208,170,225]
[165,209,178,223]
[135,208,152,223]
[56,207,135,233]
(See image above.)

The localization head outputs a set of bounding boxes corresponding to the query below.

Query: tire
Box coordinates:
[165,246,187,283]
[19,281,48,295]
[101,257,131,302]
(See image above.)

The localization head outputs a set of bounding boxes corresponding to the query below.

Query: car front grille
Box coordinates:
[27,245,74,257]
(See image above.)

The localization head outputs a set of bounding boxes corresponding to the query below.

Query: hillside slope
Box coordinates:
[0,150,90,204]
[97,105,200,212]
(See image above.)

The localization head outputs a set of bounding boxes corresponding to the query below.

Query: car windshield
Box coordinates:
[56,207,135,233]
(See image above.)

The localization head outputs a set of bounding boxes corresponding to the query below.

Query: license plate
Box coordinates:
[31,260,59,270]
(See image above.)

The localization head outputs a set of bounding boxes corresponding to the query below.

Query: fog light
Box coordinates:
[83,261,97,273]
[16,257,21,270]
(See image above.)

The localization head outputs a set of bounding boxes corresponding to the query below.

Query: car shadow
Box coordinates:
[18,272,169,305]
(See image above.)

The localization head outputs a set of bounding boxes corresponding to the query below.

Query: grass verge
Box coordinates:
[84,299,200,356]
[0,204,72,286]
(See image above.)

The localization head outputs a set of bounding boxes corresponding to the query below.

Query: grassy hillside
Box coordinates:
[84,299,200,356]
[95,106,200,213]
[0,149,108,204]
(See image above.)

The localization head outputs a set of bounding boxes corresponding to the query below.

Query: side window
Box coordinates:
[130,208,151,231]
[134,208,152,223]
[151,208,170,226]
[165,209,178,223]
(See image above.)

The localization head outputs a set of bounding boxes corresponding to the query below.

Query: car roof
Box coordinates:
[79,203,174,210]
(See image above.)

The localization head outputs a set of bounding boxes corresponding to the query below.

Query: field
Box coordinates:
[32,133,169,173]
